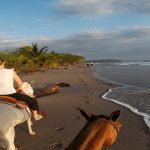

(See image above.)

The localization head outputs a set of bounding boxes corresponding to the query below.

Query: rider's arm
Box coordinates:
[13,71,23,91]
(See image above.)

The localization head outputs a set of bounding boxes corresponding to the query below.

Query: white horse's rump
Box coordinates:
[0,102,35,150]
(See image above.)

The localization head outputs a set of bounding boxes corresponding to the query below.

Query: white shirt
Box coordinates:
[0,68,16,95]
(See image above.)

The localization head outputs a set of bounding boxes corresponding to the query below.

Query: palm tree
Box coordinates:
[28,43,48,67]
[29,43,48,58]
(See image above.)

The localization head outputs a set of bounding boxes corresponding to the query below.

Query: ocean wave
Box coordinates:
[114,61,150,66]
[102,88,150,129]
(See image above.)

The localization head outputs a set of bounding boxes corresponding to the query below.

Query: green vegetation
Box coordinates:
[0,43,84,73]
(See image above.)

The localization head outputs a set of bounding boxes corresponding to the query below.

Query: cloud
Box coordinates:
[45,26,150,60]
[1,26,150,60]
[55,0,114,15]
[0,34,51,50]
[55,0,150,16]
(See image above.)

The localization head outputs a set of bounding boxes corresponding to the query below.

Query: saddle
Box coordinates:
[0,96,48,118]
[0,96,29,109]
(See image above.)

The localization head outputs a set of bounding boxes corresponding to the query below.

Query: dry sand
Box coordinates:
[11,65,150,150]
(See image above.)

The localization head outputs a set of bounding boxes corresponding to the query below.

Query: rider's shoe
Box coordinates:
[34,114,43,121]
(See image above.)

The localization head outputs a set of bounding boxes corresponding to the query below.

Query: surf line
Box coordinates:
[102,88,150,129]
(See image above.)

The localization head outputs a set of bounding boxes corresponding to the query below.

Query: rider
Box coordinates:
[0,57,45,121]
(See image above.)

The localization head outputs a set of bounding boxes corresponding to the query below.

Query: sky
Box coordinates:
[0,0,150,60]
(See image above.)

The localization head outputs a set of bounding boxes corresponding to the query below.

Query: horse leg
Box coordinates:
[27,117,36,135]
[3,127,16,150]
[104,146,108,150]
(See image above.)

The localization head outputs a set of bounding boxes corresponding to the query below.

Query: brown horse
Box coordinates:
[65,109,122,150]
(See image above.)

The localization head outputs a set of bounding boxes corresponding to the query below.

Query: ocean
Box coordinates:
[91,61,150,129]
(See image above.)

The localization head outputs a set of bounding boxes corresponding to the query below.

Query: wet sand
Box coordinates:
[12,65,150,150]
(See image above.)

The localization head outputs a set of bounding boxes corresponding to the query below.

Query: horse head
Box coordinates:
[66,109,122,150]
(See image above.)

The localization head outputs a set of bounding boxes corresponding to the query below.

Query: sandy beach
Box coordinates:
[10,65,150,150]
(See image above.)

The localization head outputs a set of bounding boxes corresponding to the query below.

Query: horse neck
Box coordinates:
[66,120,107,150]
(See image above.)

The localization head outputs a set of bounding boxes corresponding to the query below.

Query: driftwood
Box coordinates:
[56,83,70,87]
[34,85,60,98]
[33,82,70,98]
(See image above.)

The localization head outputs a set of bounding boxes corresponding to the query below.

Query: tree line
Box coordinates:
[0,43,84,73]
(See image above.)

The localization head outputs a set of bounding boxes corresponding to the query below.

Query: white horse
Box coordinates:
[0,101,35,150]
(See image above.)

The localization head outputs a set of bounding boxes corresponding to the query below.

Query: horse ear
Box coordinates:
[77,108,96,121]
[109,110,120,121]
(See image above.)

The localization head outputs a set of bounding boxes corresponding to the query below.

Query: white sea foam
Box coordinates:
[114,61,150,66]
[102,88,150,129]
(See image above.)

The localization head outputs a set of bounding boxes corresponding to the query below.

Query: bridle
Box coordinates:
[101,119,121,136]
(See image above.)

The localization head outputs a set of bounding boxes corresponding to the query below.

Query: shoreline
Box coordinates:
[102,88,150,130]
[12,65,150,150]
[90,65,150,131]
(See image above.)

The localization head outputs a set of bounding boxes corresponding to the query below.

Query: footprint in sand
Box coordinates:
[85,100,90,103]
[73,115,80,119]
[50,142,63,150]
[84,96,88,99]
[90,92,94,95]
[55,126,65,131]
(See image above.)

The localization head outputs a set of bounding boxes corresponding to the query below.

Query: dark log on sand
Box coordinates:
[34,85,60,98]
[56,83,70,87]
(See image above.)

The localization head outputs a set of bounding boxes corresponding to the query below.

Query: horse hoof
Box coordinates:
[30,131,36,136]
